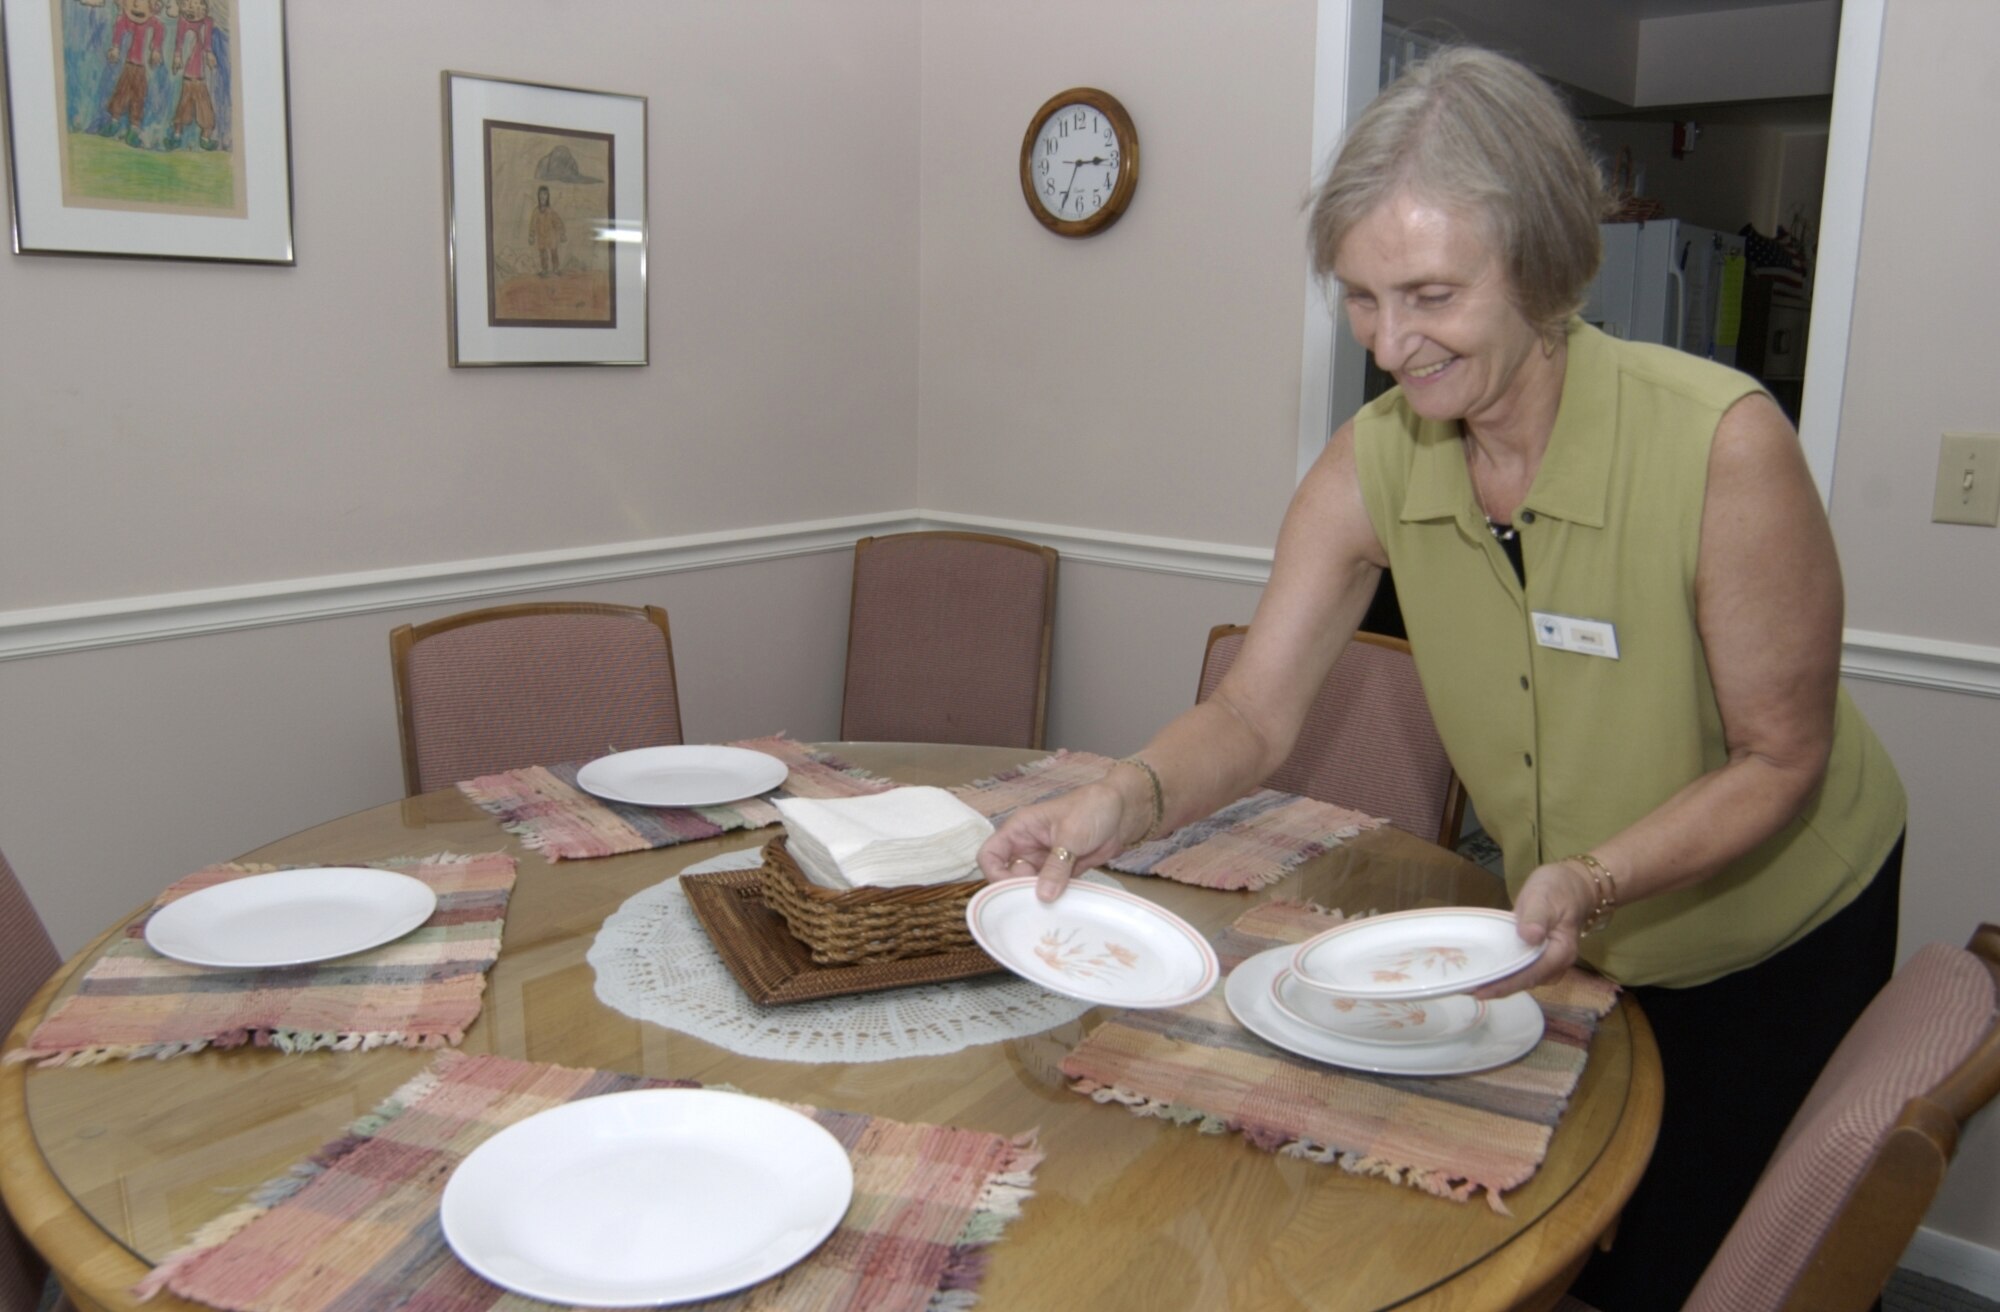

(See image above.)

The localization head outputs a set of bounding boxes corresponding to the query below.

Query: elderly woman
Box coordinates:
[977,47,1906,1310]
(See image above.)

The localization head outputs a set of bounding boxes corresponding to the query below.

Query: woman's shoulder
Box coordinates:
[1586,326,1764,411]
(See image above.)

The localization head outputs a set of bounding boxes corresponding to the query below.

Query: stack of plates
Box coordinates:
[1223,908,1548,1077]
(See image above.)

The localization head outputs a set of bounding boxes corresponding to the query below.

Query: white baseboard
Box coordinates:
[1902,1226,2000,1301]
[4,512,1997,704]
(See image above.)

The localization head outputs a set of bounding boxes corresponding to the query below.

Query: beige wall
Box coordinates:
[0,0,924,609]
[1829,0,2000,649]
[1046,564,1264,756]
[1634,1,1839,106]
[1382,0,1637,103]
[916,0,1318,544]
[1827,0,2000,1255]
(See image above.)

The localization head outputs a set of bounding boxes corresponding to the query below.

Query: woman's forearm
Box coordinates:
[1112,695,1290,847]
[1580,742,1831,909]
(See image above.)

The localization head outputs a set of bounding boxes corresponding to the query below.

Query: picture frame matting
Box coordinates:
[1,0,295,264]
[442,69,648,368]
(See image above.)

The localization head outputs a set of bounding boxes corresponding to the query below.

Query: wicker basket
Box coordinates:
[753,836,983,966]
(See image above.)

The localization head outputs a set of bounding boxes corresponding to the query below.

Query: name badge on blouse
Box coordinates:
[1531,611,1621,660]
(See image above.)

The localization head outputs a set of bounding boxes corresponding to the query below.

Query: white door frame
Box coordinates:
[1295,0,1381,483]
[1298,0,1883,506]
[1795,0,1883,502]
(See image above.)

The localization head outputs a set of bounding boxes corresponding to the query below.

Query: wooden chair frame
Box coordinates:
[1781,922,2000,1309]
[1199,624,1467,849]
[389,601,680,798]
[840,531,1059,750]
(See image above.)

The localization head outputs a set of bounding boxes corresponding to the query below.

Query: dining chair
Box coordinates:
[1197,625,1465,847]
[1557,922,2000,1312]
[1,846,61,1312]
[839,531,1059,750]
[390,602,684,796]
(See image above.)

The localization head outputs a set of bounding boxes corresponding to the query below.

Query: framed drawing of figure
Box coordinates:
[1,0,295,262]
[443,71,647,367]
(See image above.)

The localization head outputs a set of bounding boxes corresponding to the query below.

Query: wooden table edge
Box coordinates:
[7,958,1662,1312]
[2,916,204,1312]
[1403,993,1664,1312]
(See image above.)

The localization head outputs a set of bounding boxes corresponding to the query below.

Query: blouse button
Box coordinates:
[1523,752,1533,767]
[1520,510,1537,524]
[1519,675,1530,690]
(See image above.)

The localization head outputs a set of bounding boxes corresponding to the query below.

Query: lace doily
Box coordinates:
[588,851,1103,1063]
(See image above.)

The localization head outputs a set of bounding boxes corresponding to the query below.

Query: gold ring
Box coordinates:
[1051,846,1073,864]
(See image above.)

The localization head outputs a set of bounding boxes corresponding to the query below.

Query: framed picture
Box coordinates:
[1,0,295,263]
[443,71,647,367]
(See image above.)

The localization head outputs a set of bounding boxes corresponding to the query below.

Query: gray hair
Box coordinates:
[1306,47,1608,341]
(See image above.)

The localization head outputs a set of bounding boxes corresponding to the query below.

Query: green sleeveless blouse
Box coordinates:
[1352,321,1905,988]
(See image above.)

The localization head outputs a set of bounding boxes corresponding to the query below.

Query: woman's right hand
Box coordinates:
[975,781,1130,903]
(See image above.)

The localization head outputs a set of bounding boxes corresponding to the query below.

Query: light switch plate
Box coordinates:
[1932,432,2000,526]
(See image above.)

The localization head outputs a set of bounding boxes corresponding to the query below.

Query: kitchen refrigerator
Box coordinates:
[1582,220,1744,365]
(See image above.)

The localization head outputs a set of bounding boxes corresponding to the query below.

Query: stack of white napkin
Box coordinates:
[773,787,995,890]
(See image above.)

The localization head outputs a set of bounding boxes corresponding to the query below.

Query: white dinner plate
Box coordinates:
[1288,907,1546,1001]
[1266,971,1487,1046]
[575,745,790,809]
[143,868,437,969]
[440,1088,854,1307]
[1227,947,1544,1077]
[965,877,1219,1009]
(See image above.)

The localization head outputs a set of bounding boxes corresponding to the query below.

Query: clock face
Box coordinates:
[1029,103,1124,224]
[1020,88,1137,236]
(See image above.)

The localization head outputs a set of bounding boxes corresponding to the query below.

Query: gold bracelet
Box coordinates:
[1120,756,1166,843]
[1566,853,1618,936]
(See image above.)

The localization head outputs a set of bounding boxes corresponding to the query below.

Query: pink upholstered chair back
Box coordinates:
[2,847,60,1312]
[840,532,1058,750]
[1684,926,2000,1312]
[391,603,684,796]
[1198,626,1464,847]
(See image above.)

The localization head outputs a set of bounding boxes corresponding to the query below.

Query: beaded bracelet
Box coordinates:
[1567,852,1618,936]
[1120,755,1166,843]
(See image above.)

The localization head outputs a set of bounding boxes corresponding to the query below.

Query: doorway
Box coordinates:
[1299,0,1883,505]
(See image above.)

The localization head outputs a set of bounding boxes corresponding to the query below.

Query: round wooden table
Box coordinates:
[2,744,1659,1311]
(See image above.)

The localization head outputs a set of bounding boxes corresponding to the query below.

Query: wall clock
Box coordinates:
[1019,87,1139,237]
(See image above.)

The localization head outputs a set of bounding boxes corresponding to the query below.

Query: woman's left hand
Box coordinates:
[1473,859,1596,998]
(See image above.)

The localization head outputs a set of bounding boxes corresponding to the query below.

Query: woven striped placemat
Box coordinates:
[954,751,1386,890]
[459,735,893,861]
[1061,898,1619,1211]
[7,852,516,1066]
[138,1051,1042,1312]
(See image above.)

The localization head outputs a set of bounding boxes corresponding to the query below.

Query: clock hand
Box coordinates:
[1058,159,1083,208]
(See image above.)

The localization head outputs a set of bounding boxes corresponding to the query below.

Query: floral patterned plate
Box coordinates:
[1228,947,1544,1077]
[1288,907,1545,1002]
[965,877,1219,1009]
[1267,969,1486,1046]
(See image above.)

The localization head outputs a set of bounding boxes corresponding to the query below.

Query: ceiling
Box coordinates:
[1621,0,1831,15]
